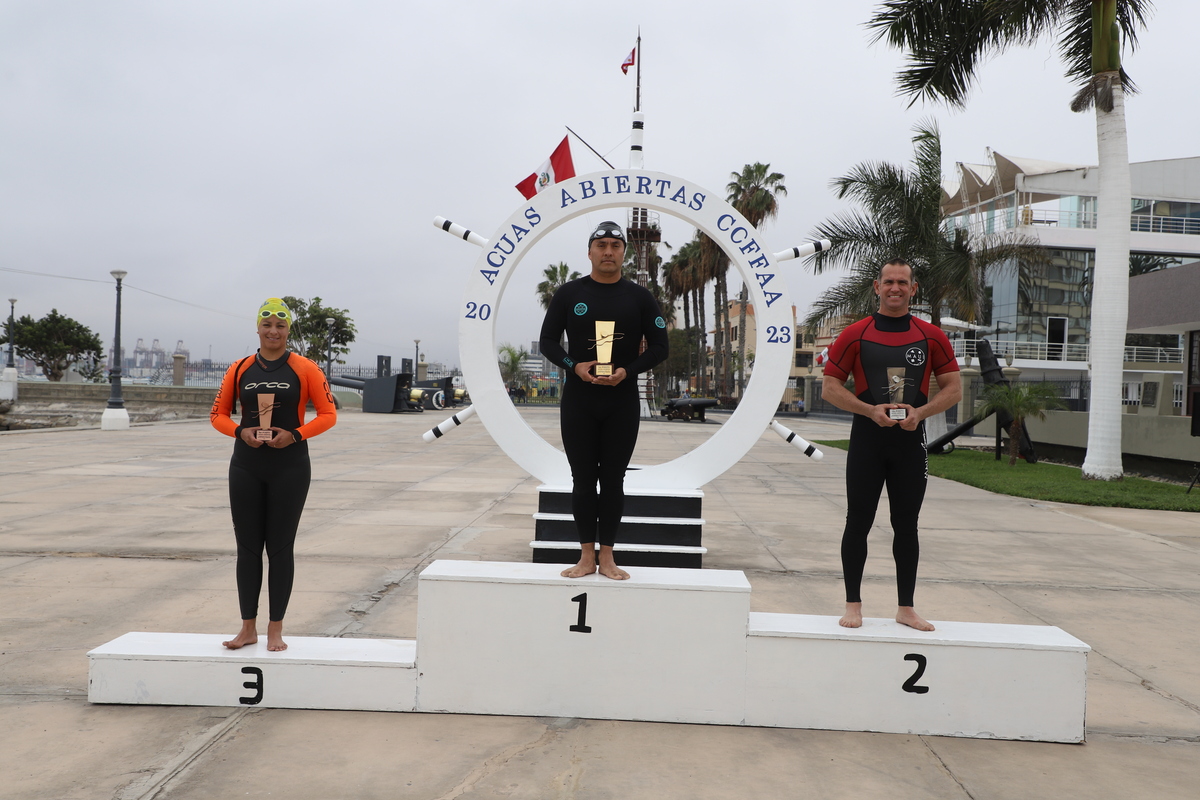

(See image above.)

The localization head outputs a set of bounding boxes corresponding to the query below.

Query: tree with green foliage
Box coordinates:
[805,122,1046,334]
[497,342,529,388]
[979,382,1065,466]
[536,263,581,310]
[866,0,1154,480]
[662,237,708,395]
[727,163,787,398]
[280,296,356,367]
[0,309,103,382]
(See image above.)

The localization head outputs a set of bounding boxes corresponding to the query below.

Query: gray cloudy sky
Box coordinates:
[2,1,1195,369]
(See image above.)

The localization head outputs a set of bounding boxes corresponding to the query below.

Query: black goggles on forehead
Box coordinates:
[591,228,625,240]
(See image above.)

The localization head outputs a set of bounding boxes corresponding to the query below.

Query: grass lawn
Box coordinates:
[815,441,1200,512]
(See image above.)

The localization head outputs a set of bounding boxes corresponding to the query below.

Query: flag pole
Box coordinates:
[635,29,641,113]
[564,126,614,169]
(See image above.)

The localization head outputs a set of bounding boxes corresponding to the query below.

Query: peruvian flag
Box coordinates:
[621,47,636,75]
[515,136,576,199]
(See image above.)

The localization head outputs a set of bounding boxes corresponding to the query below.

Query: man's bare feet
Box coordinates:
[222,620,258,650]
[896,607,935,631]
[266,620,288,651]
[597,546,629,580]
[839,602,863,628]
[561,547,598,578]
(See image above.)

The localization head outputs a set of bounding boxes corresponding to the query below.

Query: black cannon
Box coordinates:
[661,397,719,422]
[413,377,455,410]
[927,339,1036,461]
[333,373,427,413]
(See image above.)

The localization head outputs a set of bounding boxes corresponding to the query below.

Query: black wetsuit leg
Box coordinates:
[560,388,640,547]
[228,444,312,621]
[840,417,928,606]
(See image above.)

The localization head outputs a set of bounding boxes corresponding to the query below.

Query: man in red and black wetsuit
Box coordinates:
[821,259,962,632]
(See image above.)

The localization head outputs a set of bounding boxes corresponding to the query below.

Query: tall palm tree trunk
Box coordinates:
[736,283,748,398]
[1082,81,1131,480]
[696,284,708,395]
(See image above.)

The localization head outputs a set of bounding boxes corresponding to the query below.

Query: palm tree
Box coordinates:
[727,163,787,398]
[804,122,1046,335]
[497,343,529,390]
[866,0,1155,480]
[979,382,1066,465]
[536,262,581,310]
[698,232,730,398]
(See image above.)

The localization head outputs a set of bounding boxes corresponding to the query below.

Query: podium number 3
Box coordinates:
[240,666,264,705]
[902,654,929,694]
[570,593,592,633]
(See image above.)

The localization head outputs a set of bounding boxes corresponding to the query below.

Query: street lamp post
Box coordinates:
[325,317,336,377]
[413,339,420,374]
[5,298,15,368]
[1,298,17,403]
[101,270,131,430]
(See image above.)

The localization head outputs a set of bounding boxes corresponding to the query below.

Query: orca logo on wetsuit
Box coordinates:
[904,347,926,366]
[244,381,293,390]
[573,303,588,316]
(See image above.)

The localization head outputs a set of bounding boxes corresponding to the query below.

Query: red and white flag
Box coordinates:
[515,136,576,199]
[621,47,636,75]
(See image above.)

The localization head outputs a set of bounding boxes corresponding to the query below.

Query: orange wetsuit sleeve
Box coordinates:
[210,359,244,438]
[293,356,337,441]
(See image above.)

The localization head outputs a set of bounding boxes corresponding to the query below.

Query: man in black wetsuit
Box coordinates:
[821,259,961,631]
[539,221,669,580]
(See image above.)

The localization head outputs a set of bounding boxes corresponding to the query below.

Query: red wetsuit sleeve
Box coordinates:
[822,319,866,382]
[923,322,960,375]
[293,356,337,440]
[210,360,243,437]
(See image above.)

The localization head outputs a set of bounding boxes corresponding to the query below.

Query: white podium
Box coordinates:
[416,560,749,724]
[88,561,1089,742]
[745,613,1088,742]
[88,632,416,712]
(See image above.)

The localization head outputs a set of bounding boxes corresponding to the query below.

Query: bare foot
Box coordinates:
[561,548,597,578]
[896,607,935,631]
[597,546,629,580]
[222,620,258,650]
[839,602,863,628]
[266,620,288,651]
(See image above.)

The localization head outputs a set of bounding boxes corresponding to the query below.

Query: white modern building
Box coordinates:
[941,152,1200,411]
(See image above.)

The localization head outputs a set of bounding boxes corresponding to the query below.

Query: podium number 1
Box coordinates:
[570,593,592,633]
[902,654,929,694]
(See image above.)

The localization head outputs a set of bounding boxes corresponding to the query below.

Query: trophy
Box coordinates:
[593,321,616,377]
[256,393,276,441]
[884,368,910,420]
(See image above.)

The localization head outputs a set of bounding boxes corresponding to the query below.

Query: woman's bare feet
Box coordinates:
[596,545,629,580]
[561,547,598,578]
[222,620,258,650]
[266,620,288,651]
[839,602,863,628]
[896,607,935,631]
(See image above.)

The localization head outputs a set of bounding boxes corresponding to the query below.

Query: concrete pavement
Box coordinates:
[1,407,1198,799]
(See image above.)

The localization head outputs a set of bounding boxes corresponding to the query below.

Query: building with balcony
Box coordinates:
[941,151,1200,412]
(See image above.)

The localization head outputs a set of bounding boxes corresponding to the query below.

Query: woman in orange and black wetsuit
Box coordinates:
[210,298,336,652]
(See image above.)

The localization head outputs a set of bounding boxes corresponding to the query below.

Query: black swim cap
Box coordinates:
[588,221,627,245]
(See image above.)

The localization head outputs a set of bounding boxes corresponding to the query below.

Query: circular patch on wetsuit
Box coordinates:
[573,303,588,316]
[655,316,666,328]
[905,346,926,366]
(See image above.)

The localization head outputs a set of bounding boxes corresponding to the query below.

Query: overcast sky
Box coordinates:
[2,1,1195,370]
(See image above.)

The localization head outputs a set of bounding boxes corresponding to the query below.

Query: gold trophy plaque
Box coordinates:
[593,321,615,377]
[885,368,909,420]
[255,393,276,440]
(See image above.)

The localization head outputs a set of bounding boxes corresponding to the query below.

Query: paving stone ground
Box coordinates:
[2,407,1197,799]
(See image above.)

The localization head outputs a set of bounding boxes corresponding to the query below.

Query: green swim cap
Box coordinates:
[257,298,292,323]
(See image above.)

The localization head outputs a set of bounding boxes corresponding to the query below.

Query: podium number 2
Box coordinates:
[569,593,592,633]
[240,666,264,705]
[902,654,929,694]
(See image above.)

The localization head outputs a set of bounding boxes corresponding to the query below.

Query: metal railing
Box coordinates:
[949,207,1200,237]
[952,338,1183,364]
